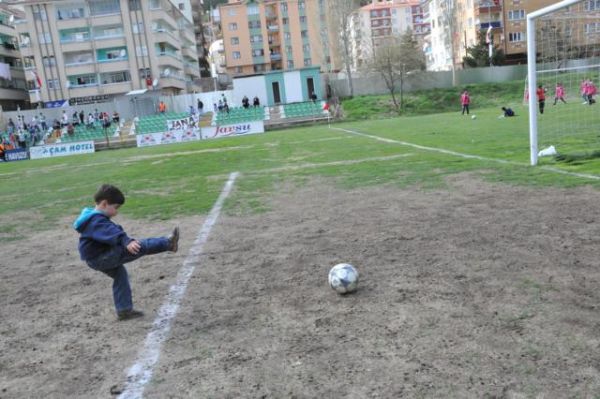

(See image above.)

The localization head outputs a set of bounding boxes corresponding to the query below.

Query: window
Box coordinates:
[585,23,600,33]
[88,0,121,16]
[228,23,238,31]
[178,3,185,11]
[303,58,311,66]
[252,49,264,57]
[47,79,60,89]
[129,0,141,10]
[42,56,56,67]
[298,1,305,10]
[284,32,291,40]
[136,46,148,56]
[231,37,240,45]
[281,2,288,12]
[249,20,261,29]
[250,35,263,43]
[585,0,600,11]
[302,44,310,52]
[508,9,525,20]
[57,5,85,19]
[139,68,151,78]
[228,8,237,16]
[508,32,523,42]
[69,73,97,86]
[253,64,266,72]
[282,17,289,25]
[38,32,52,44]
[301,30,308,38]
[287,60,294,68]
[232,51,241,59]
[299,16,307,24]
[286,45,292,54]
[235,66,243,73]
[94,25,124,39]
[248,4,259,15]
[33,8,47,21]
[100,71,131,84]
[132,22,144,34]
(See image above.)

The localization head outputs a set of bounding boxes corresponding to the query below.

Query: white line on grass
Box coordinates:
[332,127,600,181]
[117,172,239,399]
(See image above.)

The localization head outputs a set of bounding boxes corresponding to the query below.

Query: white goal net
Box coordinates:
[527,0,600,165]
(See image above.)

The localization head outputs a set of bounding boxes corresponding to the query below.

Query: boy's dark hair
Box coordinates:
[94,184,125,205]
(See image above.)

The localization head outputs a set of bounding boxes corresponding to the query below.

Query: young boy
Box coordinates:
[536,84,546,114]
[73,184,179,321]
[499,106,515,118]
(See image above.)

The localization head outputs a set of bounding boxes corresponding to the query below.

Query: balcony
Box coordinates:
[267,24,280,32]
[475,1,502,15]
[479,21,502,29]
[270,53,282,61]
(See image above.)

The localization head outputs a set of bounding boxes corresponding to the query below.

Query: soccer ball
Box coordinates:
[471,115,477,119]
[328,263,359,294]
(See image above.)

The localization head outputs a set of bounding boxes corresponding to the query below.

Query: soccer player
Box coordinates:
[74,184,180,320]
[553,83,567,105]
[460,89,470,115]
[536,84,546,114]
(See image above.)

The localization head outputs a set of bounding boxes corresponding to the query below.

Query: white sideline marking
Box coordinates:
[117,172,239,399]
[332,127,600,181]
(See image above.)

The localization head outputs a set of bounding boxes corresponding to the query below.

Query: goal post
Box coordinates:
[527,0,600,165]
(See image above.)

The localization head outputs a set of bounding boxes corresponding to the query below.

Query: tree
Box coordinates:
[463,31,505,67]
[367,32,425,114]
[328,0,362,98]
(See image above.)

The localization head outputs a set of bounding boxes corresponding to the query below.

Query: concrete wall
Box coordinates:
[327,64,529,97]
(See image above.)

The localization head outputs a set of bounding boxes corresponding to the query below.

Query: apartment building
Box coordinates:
[16,0,202,106]
[422,0,588,71]
[0,6,29,111]
[349,0,430,71]
[219,0,337,76]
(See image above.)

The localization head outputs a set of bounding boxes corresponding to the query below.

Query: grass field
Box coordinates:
[2,103,600,236]
[3,102,600,397]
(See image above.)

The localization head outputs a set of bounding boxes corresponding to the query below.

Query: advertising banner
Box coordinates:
[4,148,29,162]
[201,120,265,140]
[136,129,202,147]
[29,141,95,160]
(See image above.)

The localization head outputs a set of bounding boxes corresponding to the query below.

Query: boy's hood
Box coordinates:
[73,207,104,231]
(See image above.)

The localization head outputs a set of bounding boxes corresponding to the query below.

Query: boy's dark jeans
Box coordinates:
[86,237,170,314]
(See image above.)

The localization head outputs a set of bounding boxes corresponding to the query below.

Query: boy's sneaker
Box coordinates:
[117,309,144,321]
[168,227,180,252]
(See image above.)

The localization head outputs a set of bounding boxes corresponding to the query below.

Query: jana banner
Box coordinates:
[167,116,199,131]
[4,148,29,162]
[29,141,95,159]
[201,121,265,140]
[136,129,202,147]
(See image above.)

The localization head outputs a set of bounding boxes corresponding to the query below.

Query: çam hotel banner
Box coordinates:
[29,141,95,160]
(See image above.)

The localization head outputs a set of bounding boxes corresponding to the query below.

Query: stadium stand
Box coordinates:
[212,106,268,126]
[281,101,328,119]
[58,124,116,142]
[135,112,190,134]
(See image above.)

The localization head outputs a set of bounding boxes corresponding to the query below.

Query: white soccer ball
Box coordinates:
[471,115,477,119]
[328,263,359,294]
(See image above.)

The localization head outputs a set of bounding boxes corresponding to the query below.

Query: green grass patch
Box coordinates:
[3,100,600,234]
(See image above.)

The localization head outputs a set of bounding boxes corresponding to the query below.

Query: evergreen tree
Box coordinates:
[463,31,505,68]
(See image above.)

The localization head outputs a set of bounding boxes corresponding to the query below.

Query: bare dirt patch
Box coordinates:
[2,176,600,398]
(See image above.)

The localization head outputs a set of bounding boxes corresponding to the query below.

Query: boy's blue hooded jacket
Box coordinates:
[73,207,134,261]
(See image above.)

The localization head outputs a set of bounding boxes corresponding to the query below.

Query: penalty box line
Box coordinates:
[118,172,239,399]
[332,127,600,181]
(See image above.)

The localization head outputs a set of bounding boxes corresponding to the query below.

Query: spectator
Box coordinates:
[188,105,196,115]
[242,96,249,109]
[87,113,95,129]
[7,118,15,134]
[67,123,75,137]
[158,101,167,114]
[94,108,100,123]
[218,99,223,112]
[79,110,85,125]
[197,99,204,114]
[39,114,47,132]
[310,92,317,103]
[72,111,80,126]
[112,111,120,124]
[61,111,69,127]
[253,96,260,107]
